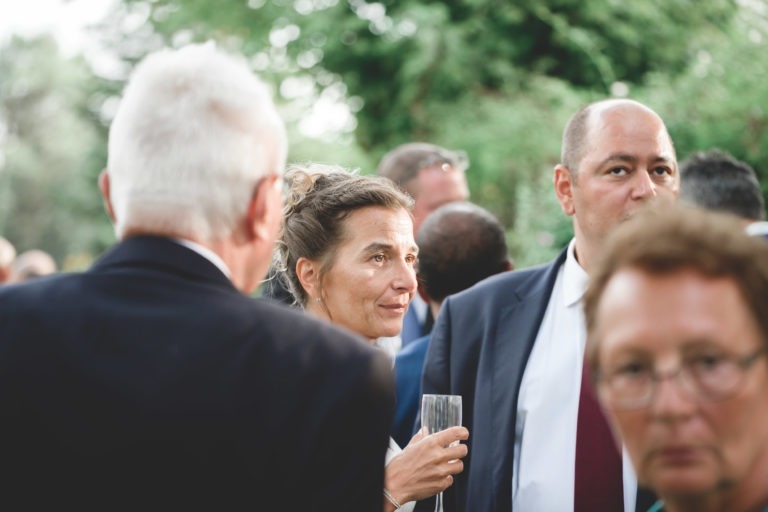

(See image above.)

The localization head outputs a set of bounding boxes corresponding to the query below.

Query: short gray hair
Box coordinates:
[107,43,287,241]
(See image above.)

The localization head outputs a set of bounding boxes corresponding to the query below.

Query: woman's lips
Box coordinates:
[654,445,701,465]
[380,303,408,315]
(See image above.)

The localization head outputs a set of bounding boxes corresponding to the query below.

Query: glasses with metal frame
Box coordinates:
[418,150,469,173]
[595,347,766,411]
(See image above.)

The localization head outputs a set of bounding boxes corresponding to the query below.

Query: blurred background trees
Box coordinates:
[2,0,767,269]
[0,35,112,265]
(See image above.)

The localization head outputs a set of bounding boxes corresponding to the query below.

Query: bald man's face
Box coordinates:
[555,103,679,270]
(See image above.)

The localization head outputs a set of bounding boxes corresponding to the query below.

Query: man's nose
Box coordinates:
[632,170,657,200]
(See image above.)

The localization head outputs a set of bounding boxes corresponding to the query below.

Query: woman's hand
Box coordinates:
[384,426,469,507]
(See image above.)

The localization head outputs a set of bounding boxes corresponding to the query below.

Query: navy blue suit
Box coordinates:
[420,248,656,512]
[392,334,431,447]
[400,299,433,348]
[420,250,566,512]
[0,236,394,510]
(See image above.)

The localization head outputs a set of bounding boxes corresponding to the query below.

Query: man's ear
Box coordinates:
[245,174,281,242]
[98,170,117,223]
[554,164,576,216]
[296,257,320,300]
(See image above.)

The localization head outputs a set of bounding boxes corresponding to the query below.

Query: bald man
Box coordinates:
[420,99,679,512]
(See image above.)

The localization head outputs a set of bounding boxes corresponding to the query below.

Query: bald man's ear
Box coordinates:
[554,164,576,216]
[98,170,116,223]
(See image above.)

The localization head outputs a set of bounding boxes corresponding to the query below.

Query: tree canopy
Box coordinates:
[3,0,768,268]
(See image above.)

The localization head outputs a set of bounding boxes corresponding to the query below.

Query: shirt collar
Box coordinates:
[562,238,589,308]
[172,238,232,279]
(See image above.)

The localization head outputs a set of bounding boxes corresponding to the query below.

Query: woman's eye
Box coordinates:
[405,254,417,265]
[689,353,726,371]
[371,254,386,263]
[614,361,649,379]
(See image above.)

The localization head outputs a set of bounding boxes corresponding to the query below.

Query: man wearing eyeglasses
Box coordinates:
[420,99,678,512]
[583,205,768,512]
[377,143,471,348]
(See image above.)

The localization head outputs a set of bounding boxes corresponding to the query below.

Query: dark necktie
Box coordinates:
[574,360,624,512]
[423,305,434,334]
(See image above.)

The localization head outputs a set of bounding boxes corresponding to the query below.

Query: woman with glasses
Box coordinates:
[275,163,469,512]
[583,205,768,512]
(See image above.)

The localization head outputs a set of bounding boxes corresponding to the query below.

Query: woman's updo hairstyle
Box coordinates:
[275,163,414,307]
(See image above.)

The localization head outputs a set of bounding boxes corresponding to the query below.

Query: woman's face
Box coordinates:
[314,206,418,340]
[593,267,768,501]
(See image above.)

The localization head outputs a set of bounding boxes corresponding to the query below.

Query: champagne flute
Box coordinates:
[421,394,462,512]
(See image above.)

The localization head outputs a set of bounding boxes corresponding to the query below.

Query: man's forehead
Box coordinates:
[588,101,659,130]
[589,98,655,118]
[585,103,676,157]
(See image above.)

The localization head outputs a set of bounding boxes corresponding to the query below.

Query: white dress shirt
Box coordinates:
[172,238,231,279]
[512,239,636,512]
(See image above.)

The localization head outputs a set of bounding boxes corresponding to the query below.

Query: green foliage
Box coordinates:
[4,0,762,271]
[0,36,112,267]
[110,0,742,266]
[120,0,738,147]
[640,5,768,206]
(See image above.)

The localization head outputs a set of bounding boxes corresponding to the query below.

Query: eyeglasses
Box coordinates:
[418,150,469,173]
[595,347,766,411]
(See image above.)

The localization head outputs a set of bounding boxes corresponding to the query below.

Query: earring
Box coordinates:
[315,297,321,303]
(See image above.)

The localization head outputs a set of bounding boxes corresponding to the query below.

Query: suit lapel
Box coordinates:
[484,249,567,510]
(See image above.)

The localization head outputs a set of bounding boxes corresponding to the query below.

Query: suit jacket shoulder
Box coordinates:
[0,236,393,511]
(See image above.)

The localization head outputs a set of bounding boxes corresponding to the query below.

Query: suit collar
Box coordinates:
[91,235,237,291]
[172,238,231,279]
[562,238,589,308]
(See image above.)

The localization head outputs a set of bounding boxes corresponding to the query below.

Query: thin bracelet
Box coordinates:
[383,488,402,510]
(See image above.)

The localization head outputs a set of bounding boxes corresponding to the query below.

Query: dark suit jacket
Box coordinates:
[420,249,567,512]
[419,248,657,512]
[0,236,393,511]
[392,334,430,447]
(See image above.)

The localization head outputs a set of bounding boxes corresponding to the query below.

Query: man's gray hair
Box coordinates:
[107,43,287,241]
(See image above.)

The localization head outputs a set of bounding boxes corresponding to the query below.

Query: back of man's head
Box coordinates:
[0,237,16,283]
[107,43,287,242]
[679,149,766,221]
[416,202,511,304]
[10,249,57,283]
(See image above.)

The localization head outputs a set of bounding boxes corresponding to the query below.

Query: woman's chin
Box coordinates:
[375,323,404,340]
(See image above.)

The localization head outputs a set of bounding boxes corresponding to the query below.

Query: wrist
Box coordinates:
[383,487,402,510]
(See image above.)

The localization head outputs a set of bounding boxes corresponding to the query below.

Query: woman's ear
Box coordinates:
[296,257,320,300]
